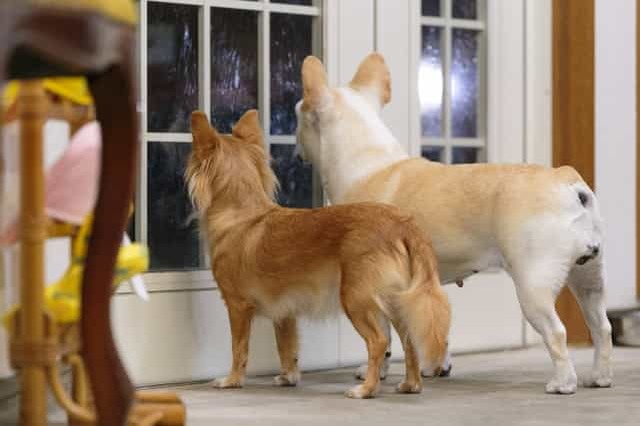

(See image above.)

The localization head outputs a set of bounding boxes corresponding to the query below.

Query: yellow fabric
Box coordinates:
[31,0,137,26]
[3,77,94,113]
[2,214,149,326]
[43,78,94,105]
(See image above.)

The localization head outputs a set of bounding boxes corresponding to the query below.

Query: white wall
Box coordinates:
[524,0,552,168]
[595,0,637,310]
[375,0,411,149]
[487,0,526,164]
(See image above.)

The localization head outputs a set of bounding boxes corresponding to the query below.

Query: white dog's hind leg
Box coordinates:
[514,275,577,394]
[567,256,613,388]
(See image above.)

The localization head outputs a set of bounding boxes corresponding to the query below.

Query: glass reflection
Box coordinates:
[419,26,443,137]
[270,13,314,135]
[147,3,199,133]
[211,8,259,134]
[451,29,479,138]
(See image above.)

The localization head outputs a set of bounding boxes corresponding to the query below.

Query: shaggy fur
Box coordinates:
[186,110,451,399]
[295,53,613,394]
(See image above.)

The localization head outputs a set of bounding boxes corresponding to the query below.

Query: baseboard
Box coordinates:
[609,306,640,346]
[0,373,18,402]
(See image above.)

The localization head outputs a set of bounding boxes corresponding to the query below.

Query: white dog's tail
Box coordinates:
[397,228,451,371]
[554,166,604,263]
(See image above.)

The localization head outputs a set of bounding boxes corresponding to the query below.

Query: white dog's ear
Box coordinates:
[349,52,391,109]
[301,55,332,111]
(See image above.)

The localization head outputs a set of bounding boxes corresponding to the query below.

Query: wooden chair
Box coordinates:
[0,2,185,425]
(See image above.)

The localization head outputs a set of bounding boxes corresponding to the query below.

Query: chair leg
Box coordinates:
[82,54,138,425]
[17,80,49,426]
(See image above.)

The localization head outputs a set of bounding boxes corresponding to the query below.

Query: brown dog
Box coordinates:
[186,109,450,398]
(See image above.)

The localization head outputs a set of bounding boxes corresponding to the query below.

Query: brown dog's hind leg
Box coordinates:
[390,318,423,394]
[213,301,255,389]
[341,268,388,399]
[273,317,300,386]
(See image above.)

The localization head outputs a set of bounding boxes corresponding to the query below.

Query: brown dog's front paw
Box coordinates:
[395,381,422,394]
[211,377,243,389]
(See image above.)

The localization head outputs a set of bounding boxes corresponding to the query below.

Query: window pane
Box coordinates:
[422,0,441,16]
[270,13,314,135]
[270,144,313,208]
[211,8,259,134]
[272,0,313,5]
[419,26,443,137]
[452,147,480,164]
[147,142,201,271]
[421,146,444,162]
[452,0,478,20]
[451,29,480,138]
[147,3,199,133]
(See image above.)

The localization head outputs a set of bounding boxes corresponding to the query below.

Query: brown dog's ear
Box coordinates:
[301,55,332,110]
[231,109,262,141]
[191,111,219,151]
[349,52,391,107]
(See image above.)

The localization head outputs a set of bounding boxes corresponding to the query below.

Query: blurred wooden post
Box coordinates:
[552,0,594,344]
[18,80,48,425]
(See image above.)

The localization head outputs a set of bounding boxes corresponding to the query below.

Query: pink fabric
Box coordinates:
[1,122,101,245]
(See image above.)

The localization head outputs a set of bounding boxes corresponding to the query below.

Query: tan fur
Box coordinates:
[343,160,585,278]
[349,52,392,106]
[301,56,330,111]
[186,110,451,398]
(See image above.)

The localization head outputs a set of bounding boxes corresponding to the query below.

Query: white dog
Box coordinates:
[294,53,612,394]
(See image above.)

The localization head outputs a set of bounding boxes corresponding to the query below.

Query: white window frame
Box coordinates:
[131,0,324,292]
[410,0,487,163]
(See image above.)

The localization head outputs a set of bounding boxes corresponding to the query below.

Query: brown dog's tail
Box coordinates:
[397,227,451,371]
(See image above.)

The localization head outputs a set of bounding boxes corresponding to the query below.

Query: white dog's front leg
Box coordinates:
[567,258,613,388]
[355,320,453,380]
[514,281,577,394]
[421,349,452,377]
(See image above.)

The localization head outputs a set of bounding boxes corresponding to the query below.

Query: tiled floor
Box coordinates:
[161,346,639,426]
[6,346,636,425]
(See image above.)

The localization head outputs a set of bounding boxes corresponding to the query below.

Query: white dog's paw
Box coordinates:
[211,376,243,389]
[395,381,423,394]
[345,384,377,399]
[582,369,613,388]
[354,364,368,380]
[545,378,577,395]
[273,371,300,387]
[354,359,389,381]
[545,364,578,394]
[420,363,452,378]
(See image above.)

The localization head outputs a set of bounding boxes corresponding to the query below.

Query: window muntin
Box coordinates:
[140,0,322,272]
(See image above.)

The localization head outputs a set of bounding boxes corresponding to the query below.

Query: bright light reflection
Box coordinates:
[418,60,443,110]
